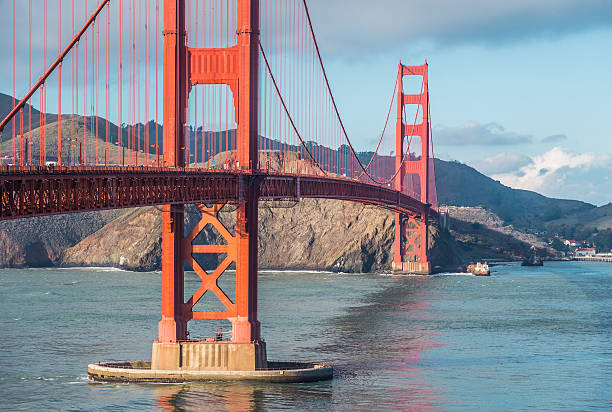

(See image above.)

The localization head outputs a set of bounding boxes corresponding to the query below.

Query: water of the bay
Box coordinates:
[0,261,611,411]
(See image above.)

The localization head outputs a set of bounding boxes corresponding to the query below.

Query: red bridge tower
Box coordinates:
[154,0,266,371]
[393,62,432,275]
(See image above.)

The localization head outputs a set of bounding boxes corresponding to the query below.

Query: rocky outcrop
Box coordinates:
[62,208,164,271]
[260,200,398,272]
[0,231,26,266]
[62,199,459,273]
[0,209,125,267]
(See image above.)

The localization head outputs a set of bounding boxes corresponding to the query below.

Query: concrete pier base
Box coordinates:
[88,360,333,383]
[89,340,332,383]
[392,261,431,274]
[152,340,267,371]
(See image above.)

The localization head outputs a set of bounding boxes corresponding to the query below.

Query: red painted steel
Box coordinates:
[159,0,188,343]
[394,62,431,269]
[158,0,263,345]
[3,1,440,346]
[0,166,430,219]
[182,204,237,321]
[230,0,261,344]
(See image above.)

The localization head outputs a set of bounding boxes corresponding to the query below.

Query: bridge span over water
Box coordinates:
[1,0,438,375]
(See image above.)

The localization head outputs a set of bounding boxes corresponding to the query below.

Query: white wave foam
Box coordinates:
[63,266,130,273]
[379,271,476,277]
[432,272,475,277]
[259,269,335,275]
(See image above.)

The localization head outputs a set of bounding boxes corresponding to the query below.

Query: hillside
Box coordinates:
[2,116,158,164]
[445,206,555,261]
[0,209,126,266]
[354,153,596,230]
[433,159,595,230]
[0,93,57,145]
[547,203,612,230]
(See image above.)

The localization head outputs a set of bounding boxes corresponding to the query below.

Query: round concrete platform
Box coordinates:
[88,361,333,383]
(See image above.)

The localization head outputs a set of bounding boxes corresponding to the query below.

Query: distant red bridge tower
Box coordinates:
[393,62,432,275]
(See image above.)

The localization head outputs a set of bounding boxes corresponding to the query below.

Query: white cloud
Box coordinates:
[491,146,612,204]
[435,121,532,146]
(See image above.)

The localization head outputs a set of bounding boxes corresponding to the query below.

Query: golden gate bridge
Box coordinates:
[0,0,438,378]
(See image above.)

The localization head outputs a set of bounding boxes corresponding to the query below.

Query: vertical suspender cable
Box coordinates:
[58,0,62,165]
[84,1,88,164]
[126,0,130,163]
[127,0,130,163]
[71,0,74,164]
[105,5,109,165]
[262,0,267,164]
[186,0,190,167]
[194,0,198,165]
[132,0,136,163]
[128,0,132,163]
[90,4,94,164]
[28,0,32,164]
[94,2,98,164]
[215,0,219,163]
[11,0,15,163]
[206,0,210,166]
[132,0,136,164]
[137,0,141,165]
[225,0,229,160]
[93,9,98,164]
[119,0,123,165]
[144,0,148,166]
[281,0,286,173]
[202,0,206,166]
[155,0,159,166]
[76,6,81,164]
[144,0,152,166]
[43,0,48,164]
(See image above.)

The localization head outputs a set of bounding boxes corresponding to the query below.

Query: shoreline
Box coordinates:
[2,258,609,274]
[570,256,612,263]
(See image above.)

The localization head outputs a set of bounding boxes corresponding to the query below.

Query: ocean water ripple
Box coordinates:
[0,262,610,410]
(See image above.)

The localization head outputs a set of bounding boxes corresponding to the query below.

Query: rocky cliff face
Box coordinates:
[61,208,164,271]
[258,200,395,272]
[0,209,125,267]
[62,199,457,273]
[4,199,549,273]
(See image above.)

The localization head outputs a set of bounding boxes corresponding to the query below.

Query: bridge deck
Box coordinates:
[0,166,430,220]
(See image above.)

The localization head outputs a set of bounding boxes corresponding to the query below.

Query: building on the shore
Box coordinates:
[575,247,596,257]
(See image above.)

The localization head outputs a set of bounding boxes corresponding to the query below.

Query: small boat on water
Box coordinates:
[467,262,490,276]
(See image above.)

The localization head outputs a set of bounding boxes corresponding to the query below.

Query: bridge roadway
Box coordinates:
[0,166,430,220]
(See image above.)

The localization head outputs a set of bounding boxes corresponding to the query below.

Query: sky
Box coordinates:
[307,0,612,205]
[1,0,611,205]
